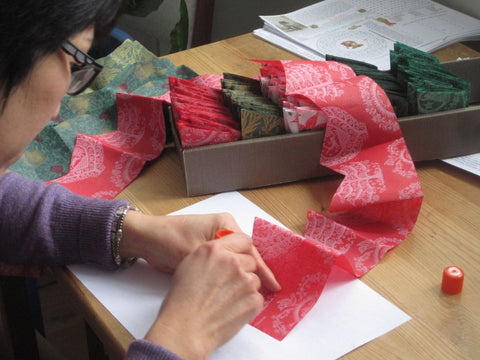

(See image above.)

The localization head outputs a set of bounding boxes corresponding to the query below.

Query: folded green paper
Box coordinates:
[10,40,197,181]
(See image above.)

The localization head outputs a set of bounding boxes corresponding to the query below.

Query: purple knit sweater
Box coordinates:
[0,172,183,360]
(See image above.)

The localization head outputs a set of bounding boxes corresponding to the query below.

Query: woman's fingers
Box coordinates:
[251,246,281,292]
[215,232,281,292]
[248,272,262,291]
[146,234,265,358]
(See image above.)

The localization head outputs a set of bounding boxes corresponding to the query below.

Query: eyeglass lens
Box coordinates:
[68,67,97,95]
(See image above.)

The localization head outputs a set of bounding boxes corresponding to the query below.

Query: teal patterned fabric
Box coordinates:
[10,40,197,181]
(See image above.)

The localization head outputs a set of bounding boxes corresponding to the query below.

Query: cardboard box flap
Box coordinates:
[443,57,480,103]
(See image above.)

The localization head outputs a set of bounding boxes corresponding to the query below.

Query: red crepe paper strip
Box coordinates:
[251,217,336,341]
[48,92,166,199]
[299,76,423,277]
[242,60,423,341]
[254,60,357,133]
[254,59,356,105]
[278,60,356,96]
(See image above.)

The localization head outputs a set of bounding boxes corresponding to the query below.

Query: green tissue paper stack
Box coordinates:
[391,42,471,116]
[326,42,471,117]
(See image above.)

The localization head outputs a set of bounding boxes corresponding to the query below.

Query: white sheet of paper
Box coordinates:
[443,153,480,177]
[69,191,410,359]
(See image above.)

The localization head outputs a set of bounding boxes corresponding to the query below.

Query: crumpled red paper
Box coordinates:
[249,60,423,341]
[48,92,166,199]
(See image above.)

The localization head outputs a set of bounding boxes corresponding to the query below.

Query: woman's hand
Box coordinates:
[144,233,265,360]
[120,211,280,292]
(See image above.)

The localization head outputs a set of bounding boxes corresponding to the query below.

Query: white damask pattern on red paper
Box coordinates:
[282,61,353,95]
[305,210,405,277]
[250,217,336,341]
[385,138,418,178]
[291,81,347,105]
[49,93,166,199]
[53,134,106,184]
[257,60,356,131]
[301,73,423,277]
[111,153,146,189]
[335,160,386,207]
[320,106,369,167]
[358,76,398,132]
[219,60,424,341]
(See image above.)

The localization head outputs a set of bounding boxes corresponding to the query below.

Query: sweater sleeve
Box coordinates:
[0,172,128,270]
[126,340,184,360]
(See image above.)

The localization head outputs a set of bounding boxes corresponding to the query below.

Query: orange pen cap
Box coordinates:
[441,266,464,295]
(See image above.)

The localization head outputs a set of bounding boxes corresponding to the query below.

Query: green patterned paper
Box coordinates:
[10,40,197,181]
[220,73,284,139]
[417,88,468,114]
[240,108,284,140]
[331,42,471,117]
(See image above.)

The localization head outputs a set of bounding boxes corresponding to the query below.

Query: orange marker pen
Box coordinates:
[215,228,234,239]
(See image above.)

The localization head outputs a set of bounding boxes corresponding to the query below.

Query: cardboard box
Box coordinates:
[171,58,480,196]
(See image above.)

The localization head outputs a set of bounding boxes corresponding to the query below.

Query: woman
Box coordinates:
[0,1,279,359]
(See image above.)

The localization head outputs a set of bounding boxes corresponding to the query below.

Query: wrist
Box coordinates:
[145,314,211,360]
[111,205,141,268]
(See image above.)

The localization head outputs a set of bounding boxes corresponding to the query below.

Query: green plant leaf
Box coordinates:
[170,0,189,53]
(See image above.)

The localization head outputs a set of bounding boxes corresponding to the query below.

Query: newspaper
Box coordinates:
[254,0,480,70]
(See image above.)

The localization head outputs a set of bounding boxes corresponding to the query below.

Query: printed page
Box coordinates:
[258,0,480,69]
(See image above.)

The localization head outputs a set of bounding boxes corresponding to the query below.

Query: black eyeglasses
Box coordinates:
[61,40,103,95]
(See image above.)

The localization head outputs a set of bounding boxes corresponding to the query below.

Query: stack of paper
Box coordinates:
[254,0,480,70]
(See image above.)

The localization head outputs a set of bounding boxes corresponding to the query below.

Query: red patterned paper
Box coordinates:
[251,217,337,341]
[300,76,423,277]
[245,59,423,340]
[169,76,240,148]
[255,60,357,131]
[48,92,166,199]
[281,60,356,95]
[155,74,223,103]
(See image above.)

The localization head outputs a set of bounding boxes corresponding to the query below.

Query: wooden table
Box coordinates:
[56,34,480,359]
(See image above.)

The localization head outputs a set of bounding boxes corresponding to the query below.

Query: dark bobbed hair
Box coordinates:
[0,0,122,106]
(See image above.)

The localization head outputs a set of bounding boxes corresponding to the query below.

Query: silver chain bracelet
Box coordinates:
[111,205,141,268]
